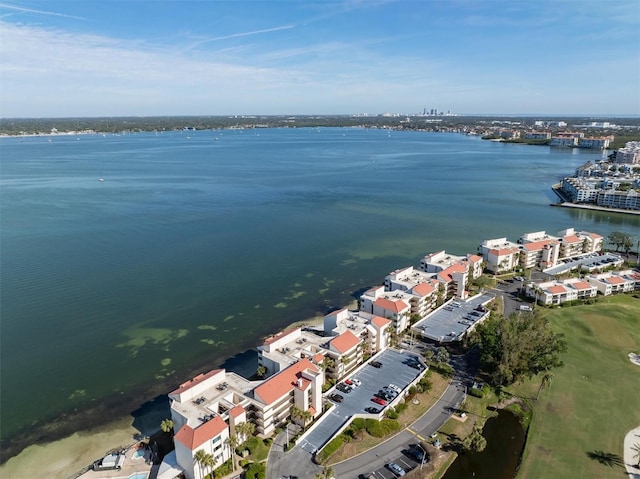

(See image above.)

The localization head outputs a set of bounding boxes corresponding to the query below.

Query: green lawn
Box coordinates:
[510,294,640,479]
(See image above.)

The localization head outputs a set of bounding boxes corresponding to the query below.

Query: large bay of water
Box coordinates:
[1,128,639,450]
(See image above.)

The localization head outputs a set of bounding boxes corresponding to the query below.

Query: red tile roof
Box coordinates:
[374,297,409,313]
[371,315,391,328]
[438,263,467,282]
[170,369,222,396]
[330,330,361,354]
[467,254,482,262]
[412,282,436,296]
[229,405,245,418]
[563,235,581,243]
[312,353,325,364]
[606,276,625,285]
[547,285,566,294]
[489,247,518,256]
[298,378,312,391]
[572,281,592,290]
[253,358,319,405]
[523,239,558,251]
[584,232,602,239]
[174,415,227,450]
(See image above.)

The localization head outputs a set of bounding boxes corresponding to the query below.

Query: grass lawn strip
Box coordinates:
[325,372,450,464]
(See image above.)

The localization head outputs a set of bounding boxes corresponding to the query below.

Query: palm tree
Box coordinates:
[290,406,303,426]
[300,408,313,429]
[536,372,554,400]
[632,443,640,467]
[160,418,174,433]
[255,365,267,378]
[237,421,255,443]
[203,453,215,479]
[194,449,207,479]
[225,434,240,471]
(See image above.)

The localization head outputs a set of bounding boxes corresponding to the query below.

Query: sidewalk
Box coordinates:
[624,426,640,479]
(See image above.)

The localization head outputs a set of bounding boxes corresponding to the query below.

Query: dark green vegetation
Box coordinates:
[472,311,568,387]
[607,231,636,254]
[316,417,402,463]
[1,115,639,139]
[509,295,640,479]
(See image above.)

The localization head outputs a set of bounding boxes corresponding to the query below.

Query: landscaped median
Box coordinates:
[314,371,450,465]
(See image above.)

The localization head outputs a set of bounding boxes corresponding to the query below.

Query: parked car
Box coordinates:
[337,383,353,393]
[387,462,405,476]
[351,378,362,387]
[409,446,426,462]
[406,360,424,370]
[388,383,401,393]
[364,406,380,414]
[372,396,387,406]
[329,393,344,403]
[370,361,382,368]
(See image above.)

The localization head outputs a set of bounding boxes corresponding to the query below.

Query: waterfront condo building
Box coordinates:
[323,308,391,357]
[251,358,323,434]
[257,328,327,379]
[359,285,412,334]
[517,231,561,270]
[383,266,440,316]
[478,238,521,273]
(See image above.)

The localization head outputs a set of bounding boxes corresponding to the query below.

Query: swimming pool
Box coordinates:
[128,473,148,479]
[132,449,145,459]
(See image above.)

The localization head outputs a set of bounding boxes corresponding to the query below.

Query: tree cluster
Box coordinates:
[473,311,567,387]
[607,231,635,254]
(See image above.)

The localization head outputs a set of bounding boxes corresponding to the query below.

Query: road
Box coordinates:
[266,350,478,479]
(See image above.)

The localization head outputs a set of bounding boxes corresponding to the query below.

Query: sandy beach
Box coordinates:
[0,416,144,479]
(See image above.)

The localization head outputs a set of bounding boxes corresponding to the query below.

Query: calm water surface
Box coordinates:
[442,409,526,479]
[1,128,638,448]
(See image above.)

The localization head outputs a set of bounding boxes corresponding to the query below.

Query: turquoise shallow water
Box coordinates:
[1,128,638,445]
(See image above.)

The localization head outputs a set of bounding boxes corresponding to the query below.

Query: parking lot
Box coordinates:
[544,252,623,276]
[296,348,426,455]
[363,446,427,479]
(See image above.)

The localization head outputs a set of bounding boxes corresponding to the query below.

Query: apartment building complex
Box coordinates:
[525,270,640,305]
[479,228,603,273]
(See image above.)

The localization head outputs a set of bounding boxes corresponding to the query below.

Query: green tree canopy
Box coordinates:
[607,231,633,253]
[473,311,567,386]
[462,424,487,453]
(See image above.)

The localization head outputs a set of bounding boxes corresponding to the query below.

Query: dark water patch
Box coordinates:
[442,410,526,479]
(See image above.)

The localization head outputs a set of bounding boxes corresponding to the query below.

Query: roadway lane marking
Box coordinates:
[406,427,426,442]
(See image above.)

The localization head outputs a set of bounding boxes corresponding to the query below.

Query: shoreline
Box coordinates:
[0,312,329,479]
[550,185,640,215]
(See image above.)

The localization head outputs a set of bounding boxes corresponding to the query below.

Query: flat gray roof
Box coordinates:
[543,253,623,276]
[412,293,494,343]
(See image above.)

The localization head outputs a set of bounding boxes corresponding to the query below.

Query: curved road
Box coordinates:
[267,350,478,479]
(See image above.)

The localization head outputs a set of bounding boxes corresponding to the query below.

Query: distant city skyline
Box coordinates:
[1,0,639,118]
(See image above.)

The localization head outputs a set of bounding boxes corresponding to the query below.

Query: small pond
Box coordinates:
[442,409,526,479]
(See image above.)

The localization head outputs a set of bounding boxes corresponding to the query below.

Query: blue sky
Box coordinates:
[1,0,639,117]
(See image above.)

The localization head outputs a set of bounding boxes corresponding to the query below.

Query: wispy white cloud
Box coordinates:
[186,24,295,50]
[0,2,85,20]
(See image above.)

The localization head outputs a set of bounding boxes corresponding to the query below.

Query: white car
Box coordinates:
[387,462,405,476]
[351,378,362,387]
[388,383,401,393]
